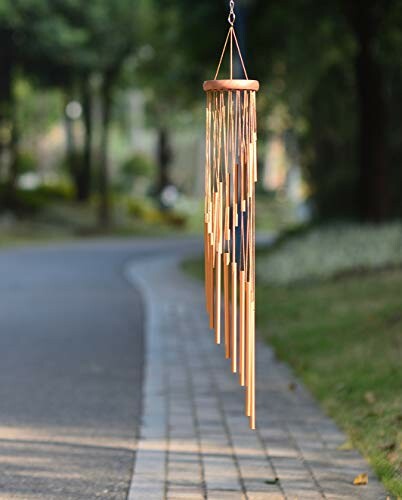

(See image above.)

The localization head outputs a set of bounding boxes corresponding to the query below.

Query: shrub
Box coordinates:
[0,182,73,214]
[116,153,156,195]
[121,153,155,178]
[127,197,187,228]
[259,223,402,285]
[18,151,37,173]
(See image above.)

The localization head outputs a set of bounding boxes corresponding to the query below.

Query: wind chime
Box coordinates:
[203,0,259,430]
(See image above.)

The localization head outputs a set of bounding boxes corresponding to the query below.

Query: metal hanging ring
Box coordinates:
[228,0,235,25]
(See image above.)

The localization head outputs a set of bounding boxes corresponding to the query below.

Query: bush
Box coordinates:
[0,182,73,214]
[259,223,402,285]
[34,183,73,201]
[18,151,37,173]
[121,153,155,178]
[116,153,156,194]
[127,197,187,228]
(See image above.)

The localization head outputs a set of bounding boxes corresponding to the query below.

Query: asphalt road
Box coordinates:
[0,238,200,500]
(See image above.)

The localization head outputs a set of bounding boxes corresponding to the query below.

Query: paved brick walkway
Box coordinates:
[127,253,388,500]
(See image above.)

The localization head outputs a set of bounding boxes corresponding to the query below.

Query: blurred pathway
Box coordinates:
[0,238,198,500]
[127,251,388,500]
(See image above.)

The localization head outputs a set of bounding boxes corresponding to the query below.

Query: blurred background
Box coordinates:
[0,0,309,242]
[0,0,401,495]
[2,0,402,238]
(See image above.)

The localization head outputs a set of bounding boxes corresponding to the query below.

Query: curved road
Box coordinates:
[0,237,200,500]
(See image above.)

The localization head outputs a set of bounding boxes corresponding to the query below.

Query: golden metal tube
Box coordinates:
[231,262,237,372]
[245,281,251,417]
[215,253,221,344]
[208,243,214,330]
[223,254,230,358]
[239,270,245,385]
[249,299,256,430]
[204,222,209,308]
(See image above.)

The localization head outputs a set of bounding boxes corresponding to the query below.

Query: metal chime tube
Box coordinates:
[203,54,259,428]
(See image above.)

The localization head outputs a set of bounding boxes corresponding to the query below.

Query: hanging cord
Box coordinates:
[213,0,249,81]
[231,28,248,79]
[228,0,235,77]
[214,27,233,80]
[213,28,249,80]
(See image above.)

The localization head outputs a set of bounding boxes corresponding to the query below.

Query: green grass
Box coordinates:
[182,256,402,497]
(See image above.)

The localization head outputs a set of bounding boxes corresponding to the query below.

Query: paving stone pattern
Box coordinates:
[127,255,388,500]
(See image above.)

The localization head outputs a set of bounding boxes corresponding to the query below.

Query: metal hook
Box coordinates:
[228,0,235,25]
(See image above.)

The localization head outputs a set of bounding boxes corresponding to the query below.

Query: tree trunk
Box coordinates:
[98,80,112,227]
[7,99,19,204]
[0,44,13,194]
[64,88,93,203]
[0,60,19,209]
[344,2,390,221]
[78,78,93,202]
[64,94,80,195]
[156,126,172,195]
[355,33,388,221]
[0,57,12,154]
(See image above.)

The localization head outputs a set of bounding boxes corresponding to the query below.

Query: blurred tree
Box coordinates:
[23,0,138,224]
[3,0,401,224]
[1,0,140,225]
[135,1,178,198]
[0,2,25,206]
[249,0,357,219]
[81,0,139,225]
[250,0,402,222]
[342,0,393,221]
[0,0,90,206]
[384,1,402,217]
[135,0,226,200]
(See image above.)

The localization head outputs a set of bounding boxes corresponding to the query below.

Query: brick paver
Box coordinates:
[127,254,388,500]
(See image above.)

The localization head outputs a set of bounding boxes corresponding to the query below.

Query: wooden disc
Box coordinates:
[203,79,260,92]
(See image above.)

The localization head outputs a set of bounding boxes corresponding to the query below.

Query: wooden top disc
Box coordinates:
[203,79,260,92]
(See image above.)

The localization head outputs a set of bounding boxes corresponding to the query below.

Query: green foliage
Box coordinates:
[15,79,62,137]
[3,0,138,80]
[135,0,227,124]
[115,153,156,195]
[2,0,402,221]
[121,153,155,178]
[248,0,402,219]
[0,182,73,214]
[34,183,74,202]
[127,197,187,228]
[259,223,402,285]
[255,193,298,232]
[248,1,358,217]
[17,151,36,174]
